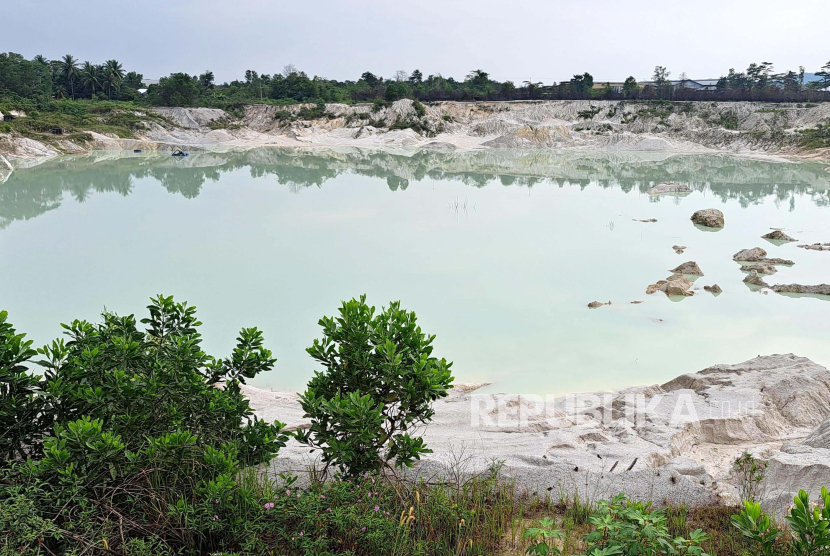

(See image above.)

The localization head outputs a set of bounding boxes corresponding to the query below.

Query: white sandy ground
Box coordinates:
[2,100,830,171]
[244,354,830,513]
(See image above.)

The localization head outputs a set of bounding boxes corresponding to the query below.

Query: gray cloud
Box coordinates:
[5,0,827,83]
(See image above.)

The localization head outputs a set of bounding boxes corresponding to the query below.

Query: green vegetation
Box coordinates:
[4,294,830,554]
[0,99,168,146]
[3,53,829,113]
[799,123,830,149]
[296,295,454,477]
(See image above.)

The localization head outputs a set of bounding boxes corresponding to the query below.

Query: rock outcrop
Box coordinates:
[733,248,794,266]
[647,274,694,296]
[743,270,770,288]
[673,245,687,254]
[772,284,830,295]
[799,243,830,251]
[704,284,722,294]
[691,209,724,229]
[762,230,797,242]
[670,261,704,276]
[734,247,768,261]
[588,301,611,308]
[254,354,830,509]
[740,262,777,275]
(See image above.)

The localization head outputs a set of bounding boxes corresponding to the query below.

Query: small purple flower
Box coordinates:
[296,493,301,498]
[214,499,219,504]
[213,515,219,521]
[357,498,362,503]
[286,489,291,496]
[374,505,380,512]
[320,495,326,499]
[361,527,366,532]
[327,507,332,512]
[300,532,304,537]
[264,502,275,510]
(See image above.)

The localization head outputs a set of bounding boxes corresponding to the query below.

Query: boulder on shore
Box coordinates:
[587,300,611,308]
[704,284,723,294]
[691,208,724,229]
[670,261,704,276]
[772,284,830,295]
[673,245,687,254]
[762,230,797,242]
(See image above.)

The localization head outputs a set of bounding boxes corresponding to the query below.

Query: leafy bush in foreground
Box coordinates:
[296,295,454,476]
[0,295,287,554]
[527,493,709,556]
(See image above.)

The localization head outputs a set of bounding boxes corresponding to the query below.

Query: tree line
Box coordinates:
[2,52,829,109]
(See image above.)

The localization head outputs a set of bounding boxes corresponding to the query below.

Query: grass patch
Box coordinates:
[799,123,830,149]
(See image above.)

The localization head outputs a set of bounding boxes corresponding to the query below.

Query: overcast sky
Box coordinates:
[6,0,828,84]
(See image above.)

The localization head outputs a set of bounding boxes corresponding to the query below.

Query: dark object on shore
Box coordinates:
[626,458,638,471]
[587,300,611,308]
[133,149,142,153]
[172,149,188,157]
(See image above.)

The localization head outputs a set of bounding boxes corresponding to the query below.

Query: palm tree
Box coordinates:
[103,59,125,99]
[33,54,49,65]
[61,54,79,100]
[80,62,101,97]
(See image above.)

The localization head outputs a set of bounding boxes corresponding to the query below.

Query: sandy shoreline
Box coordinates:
[2,100,829,166]
[246,354,830,512]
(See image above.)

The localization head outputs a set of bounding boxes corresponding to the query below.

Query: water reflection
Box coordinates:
[2,149,829,230]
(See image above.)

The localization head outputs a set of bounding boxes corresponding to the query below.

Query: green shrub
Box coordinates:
[523,517,565,555]
[785,488,830,556]
[0,296,287,554]
[412,99,426,118]
[733,451,766,502]
[528,493,709,556]
[731,500,781,556]
[295,295,454,477]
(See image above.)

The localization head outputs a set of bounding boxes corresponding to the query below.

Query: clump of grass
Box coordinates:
[799,123,830,149]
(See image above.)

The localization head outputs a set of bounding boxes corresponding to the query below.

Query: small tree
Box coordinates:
[623,76,638,97]
[653,65,671,86]
[296,295,454,476]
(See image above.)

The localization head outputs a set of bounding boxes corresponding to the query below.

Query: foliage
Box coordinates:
[524,517,566,555]
[528,493,709,556]
[785,488,830,556]
[295,295,454,477]
[732,451,766,502]
[0,296,287,554]
[731,500,782,556]
[799,123,830,149]
[147,72,201,106]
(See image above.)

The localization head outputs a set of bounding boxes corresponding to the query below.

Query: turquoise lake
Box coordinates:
[2,148,829,394]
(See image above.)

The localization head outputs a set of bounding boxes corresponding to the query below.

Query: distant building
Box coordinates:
[638,79,719,91]
[592,82,627,93]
